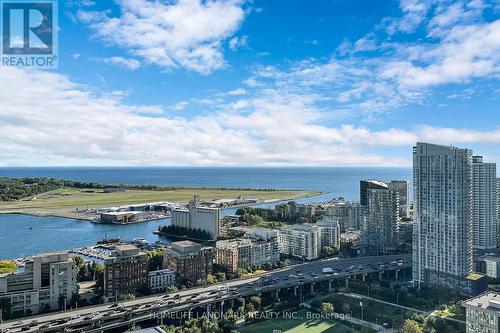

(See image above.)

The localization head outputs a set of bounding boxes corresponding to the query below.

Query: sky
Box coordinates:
[0,0,499,167]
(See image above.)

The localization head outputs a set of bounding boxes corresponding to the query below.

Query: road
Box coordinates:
[0,254,411,333]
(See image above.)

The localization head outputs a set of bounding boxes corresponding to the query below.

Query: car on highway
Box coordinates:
[217,284,229,292]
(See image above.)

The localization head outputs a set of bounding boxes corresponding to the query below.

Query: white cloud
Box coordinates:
[78,0,246,74]
[242,1,499,117]
[102,56,141,70]
[0,67,498,167]
[383,20,500,87]
[228,35,249,51]
[172,101,189,111]
[225,88,247,96]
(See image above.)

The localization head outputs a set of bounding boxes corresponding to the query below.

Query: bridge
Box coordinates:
[0,254,411,333]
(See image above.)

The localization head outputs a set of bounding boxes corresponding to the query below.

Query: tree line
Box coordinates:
[0,177,283,202]
[158,225,212,240]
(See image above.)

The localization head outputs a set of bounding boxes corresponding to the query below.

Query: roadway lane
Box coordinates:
[0,254,411,333]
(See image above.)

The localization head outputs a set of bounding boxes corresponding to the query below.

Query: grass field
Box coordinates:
[238,310,356,333]
[0,187,320,219]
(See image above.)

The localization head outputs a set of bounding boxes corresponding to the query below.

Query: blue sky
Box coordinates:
[0,0,499,166]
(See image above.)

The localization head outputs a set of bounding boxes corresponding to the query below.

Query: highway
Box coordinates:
[0,254,411,333]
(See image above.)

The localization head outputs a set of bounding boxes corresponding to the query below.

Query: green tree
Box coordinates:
[206,274,217,284]
[147,248,166,271]
[0,260,17,274]
[250,296,261,310]
[166,285,179,293]
[245,303,255,313]
[92,263,104,296]
[321,302,334,313]
[401,319,423,333]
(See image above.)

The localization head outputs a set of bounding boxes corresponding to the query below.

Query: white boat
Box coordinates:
[133,237,149,245]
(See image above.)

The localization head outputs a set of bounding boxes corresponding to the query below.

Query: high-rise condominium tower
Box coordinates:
[413,142,473,288]
[472,156,497,250]
[360,180,400,255]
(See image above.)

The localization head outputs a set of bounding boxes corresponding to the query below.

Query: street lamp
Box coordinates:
[360,301,363,333]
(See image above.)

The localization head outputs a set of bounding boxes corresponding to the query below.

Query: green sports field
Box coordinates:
[238,310,356,333]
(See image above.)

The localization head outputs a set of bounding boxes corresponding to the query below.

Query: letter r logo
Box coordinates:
[2,1,54,54]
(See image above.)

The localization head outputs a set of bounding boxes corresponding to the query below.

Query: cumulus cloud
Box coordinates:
[383,20,500,87]
[78,0,246,74]
[0,67,498,167]
[243,0,499,117]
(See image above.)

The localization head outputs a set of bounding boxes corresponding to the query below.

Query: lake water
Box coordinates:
[0,167,411,259]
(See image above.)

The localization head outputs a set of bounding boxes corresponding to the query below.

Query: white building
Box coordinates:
[463,292,500,333]
[278,221,340,261]
[148,269,176,291]
[316,216,341,250]
[171,196,221,240]
[496,178,500,247]
[215,231,280,272]
[0,252,77,315]
[278,224,320,260]
[472,156,497,250]
[484,257,500,279]
[413,142,473,289]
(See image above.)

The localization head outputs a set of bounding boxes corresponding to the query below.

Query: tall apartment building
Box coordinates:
[172,196,221,240]
[472,156,497,250]
[165,241,214,286]
[278,221,340,260]
[413,142,473,289]
[0,252,77,316]
[463,292,500,333]
[325,199,360,231]
[278,224,320,260]
[388,180,409,219]
[360,180,400,256]
[103,245,148,301]
[497,178,500,247]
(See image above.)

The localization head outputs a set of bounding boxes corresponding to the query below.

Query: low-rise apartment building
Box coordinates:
[463,292,500,333]
[148,269,176,292]
[165,241,213,286]
[214,232,279,273]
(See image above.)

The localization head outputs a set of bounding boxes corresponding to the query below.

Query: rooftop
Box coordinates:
[463,292,500,311]
[466,273,485,281]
